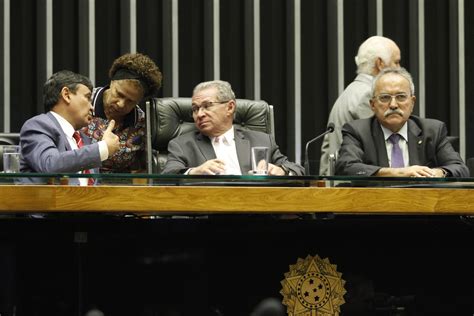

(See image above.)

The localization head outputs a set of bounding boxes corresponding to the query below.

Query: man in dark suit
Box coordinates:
[20,70,120,184]
[162,80,304,175]
[336,67,469,177]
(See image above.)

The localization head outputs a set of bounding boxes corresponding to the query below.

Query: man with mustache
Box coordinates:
[19,70,120,184]
[335,67,469,177]
[320,36,401,175]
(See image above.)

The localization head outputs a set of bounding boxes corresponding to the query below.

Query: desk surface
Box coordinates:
[1,185,473,214]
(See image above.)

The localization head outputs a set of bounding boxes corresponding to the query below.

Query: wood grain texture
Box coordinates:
[0,185,473,214]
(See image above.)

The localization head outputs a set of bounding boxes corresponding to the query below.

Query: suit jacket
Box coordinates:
[319,73,374,175]
[335,115,469,177]
[20,112,101,184]
[162,127,305,175]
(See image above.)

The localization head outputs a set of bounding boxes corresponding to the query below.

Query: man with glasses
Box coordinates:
[162,80,304,175]
[320,36,401,175]
[335,67,469,177]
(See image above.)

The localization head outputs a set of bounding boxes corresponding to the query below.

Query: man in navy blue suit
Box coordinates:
[19,70,119,184]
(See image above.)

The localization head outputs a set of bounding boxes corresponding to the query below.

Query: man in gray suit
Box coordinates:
[336,67,469,177]
[162,80,304,176]
[20,70,120,183]
[320,36,401,175]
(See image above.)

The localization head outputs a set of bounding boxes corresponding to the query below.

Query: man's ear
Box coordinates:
[369,98,376,112]
[408,95,416,114]
[227,100,236,115]
[60,86,71,104]
[375,57,385,73]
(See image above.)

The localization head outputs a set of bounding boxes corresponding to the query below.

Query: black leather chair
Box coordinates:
[145,98,275,173]
[466,157,474,177]
[446,136,459,153]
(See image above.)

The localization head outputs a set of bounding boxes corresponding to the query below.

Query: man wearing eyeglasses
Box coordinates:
[320,36,402,176]
[335,67,469,177]
[162,80,304,175]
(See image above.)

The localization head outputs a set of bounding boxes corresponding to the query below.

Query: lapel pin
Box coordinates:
[418,140,422,145]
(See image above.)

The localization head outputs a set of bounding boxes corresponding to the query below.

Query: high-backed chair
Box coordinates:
[466,157,474,177]
[446,136,459,153]
[145,98,275,173]
[0,133,19,146]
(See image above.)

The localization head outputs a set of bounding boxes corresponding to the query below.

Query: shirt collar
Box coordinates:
[50,111,76,138]
[212,127,235,144]
[381,122,408,142]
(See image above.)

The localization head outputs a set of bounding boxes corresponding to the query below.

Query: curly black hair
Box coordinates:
[109,53,162,98]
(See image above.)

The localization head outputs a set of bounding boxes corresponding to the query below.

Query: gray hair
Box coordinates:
[355,36,397,75]
[192,80,236,102]
[371,67,416,96]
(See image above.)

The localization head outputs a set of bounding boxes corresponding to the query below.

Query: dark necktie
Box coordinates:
[72,131,94,185]
[388,133,404,168]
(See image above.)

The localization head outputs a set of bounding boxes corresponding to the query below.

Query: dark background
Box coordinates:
[1,0,473,173]
[0,215,473,315]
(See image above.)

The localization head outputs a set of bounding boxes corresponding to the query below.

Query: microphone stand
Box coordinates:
[304,124,335,175]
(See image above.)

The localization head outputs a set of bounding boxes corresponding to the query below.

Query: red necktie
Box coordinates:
[72,131,94,185]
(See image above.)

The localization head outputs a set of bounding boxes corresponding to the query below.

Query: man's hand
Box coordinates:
[189,159,226,175]
[102,119,120,157]
[268,163,286,176]
[377,165,443,177]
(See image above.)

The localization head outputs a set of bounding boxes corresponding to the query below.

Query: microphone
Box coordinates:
[304,123,335,175]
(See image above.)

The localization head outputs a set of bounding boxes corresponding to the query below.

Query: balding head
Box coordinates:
[355,36,401,76]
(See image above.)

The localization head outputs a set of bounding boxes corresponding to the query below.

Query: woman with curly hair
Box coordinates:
[82,53,162,173]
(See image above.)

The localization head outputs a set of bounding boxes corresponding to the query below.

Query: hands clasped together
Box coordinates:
[378,165,446,177]
[188,159,286,176]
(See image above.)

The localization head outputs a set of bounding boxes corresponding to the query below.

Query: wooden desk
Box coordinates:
[0,184,473,315]
[1,185,473,214]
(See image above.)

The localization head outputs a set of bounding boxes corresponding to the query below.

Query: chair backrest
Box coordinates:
[446,136,460,153]
[467,157,474,177]
[145,98,275,173]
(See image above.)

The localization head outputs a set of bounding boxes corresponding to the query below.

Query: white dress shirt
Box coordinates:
[211,127,242,175]
[50,111,108,185]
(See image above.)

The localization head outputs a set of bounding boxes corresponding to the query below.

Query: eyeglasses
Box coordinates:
[374,93,410,104]
[191,100,230,113]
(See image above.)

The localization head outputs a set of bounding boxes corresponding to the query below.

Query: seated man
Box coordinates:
[335,67,469,177]
[20,70,120,184]
[162,80,304,176]
[320,35,401,175]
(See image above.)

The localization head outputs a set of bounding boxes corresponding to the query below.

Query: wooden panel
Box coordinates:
[0,185,473,214]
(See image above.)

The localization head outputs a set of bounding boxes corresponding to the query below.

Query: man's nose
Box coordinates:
[389,97,398,108]
[116,99,125,108]
[197,108,206,116]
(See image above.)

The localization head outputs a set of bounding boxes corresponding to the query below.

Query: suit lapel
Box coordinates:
[196,133,217,161]
[234,128,251,173]
[371,119,389,167]
[46,112,72,151]
[407,119,423,166]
